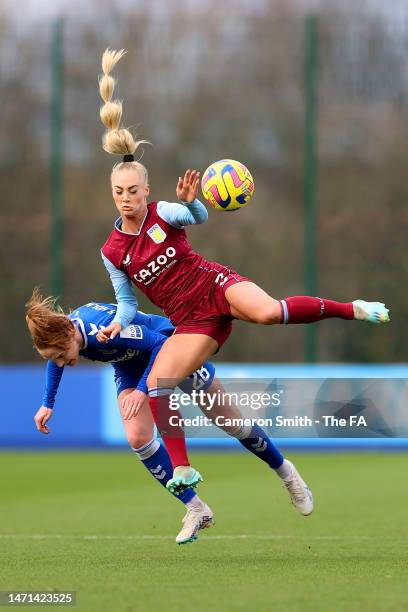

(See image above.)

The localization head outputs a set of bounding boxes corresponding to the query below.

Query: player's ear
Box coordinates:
[145,184,150,196]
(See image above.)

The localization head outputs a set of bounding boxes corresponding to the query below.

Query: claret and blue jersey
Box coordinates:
[42,302,215,409]
[100,199,210,330]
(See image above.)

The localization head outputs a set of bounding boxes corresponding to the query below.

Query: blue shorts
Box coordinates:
[112,360,216,397]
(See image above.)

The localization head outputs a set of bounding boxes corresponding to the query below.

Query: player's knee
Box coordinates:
[127,430,152,449]
[147,371,174,391]
[253,302,281,325]
[146,372,156,391]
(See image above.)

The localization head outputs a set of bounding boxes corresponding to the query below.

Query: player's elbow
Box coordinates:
[195,208,208,224]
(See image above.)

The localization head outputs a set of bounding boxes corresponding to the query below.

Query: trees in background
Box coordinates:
[1,1,406,362]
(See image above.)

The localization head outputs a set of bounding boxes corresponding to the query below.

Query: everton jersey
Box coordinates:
[42,302,174,408]
[70,302,174,363]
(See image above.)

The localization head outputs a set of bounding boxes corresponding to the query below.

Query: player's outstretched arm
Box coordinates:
[98,253,138,343]
[34,406,53,435]
[40,360,64,412]
[176,169,200,203]
[155,169,208,227]
[157,199,208,227]
[35,360,64,434]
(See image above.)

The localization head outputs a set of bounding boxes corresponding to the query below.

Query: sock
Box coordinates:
[275,459,293,479]
[185,495,205,510]
[133,439,196,505]
[280,296,354,324]
[235,423,285,470]
[149,388,190,468]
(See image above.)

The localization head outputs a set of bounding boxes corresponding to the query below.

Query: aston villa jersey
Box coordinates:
[101,202,230,325]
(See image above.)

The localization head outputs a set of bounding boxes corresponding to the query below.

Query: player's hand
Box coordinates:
[34,406,53,435]
[121,390,147,420]
[96,322,122,343]
[176,169,200,203]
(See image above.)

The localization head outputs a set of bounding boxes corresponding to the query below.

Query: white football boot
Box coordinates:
[176,502,214,545]
[282,461,314,516]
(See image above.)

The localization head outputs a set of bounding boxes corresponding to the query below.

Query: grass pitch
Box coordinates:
[0,451,407,611]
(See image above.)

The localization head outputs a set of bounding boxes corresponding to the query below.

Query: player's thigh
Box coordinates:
[225,281,281,324]
[118,389,155,448]
[147,334,218,390]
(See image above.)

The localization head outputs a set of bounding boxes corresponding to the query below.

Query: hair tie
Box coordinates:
[123,154,134,162]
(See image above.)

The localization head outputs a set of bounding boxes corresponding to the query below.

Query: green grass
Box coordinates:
[1,451,408,611]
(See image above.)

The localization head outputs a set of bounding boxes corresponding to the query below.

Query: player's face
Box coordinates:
[39,337,80,367]
[111,169,150,218]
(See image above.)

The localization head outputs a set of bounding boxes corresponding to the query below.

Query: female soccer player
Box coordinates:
[26,290,314,544]
[96,49,389,486]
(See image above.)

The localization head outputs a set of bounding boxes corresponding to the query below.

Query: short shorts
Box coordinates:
[174,265,251,348]
[112,359,216,397]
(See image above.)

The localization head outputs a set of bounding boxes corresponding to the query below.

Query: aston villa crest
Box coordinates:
[147,223,167,244]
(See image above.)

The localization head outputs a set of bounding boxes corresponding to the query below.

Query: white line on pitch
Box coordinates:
[0,534,396,541]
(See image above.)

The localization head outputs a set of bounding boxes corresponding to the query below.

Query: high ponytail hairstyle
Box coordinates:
[25,288,75,352]
[99,48,149,182]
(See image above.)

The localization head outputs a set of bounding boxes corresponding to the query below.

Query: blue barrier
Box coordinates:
[2,363,408,450]
[1,365,102,447]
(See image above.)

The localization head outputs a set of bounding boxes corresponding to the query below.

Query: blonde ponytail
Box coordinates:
[99,48,149,174]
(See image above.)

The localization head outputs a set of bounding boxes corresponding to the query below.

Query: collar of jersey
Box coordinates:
[71,317,88,350]
[114,209,148,236]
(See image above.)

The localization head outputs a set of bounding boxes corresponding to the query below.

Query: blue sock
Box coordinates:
[237,423,284,470]
[133,439,196,505]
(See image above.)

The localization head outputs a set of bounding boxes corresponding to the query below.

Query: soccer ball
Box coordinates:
[201,159,255,211]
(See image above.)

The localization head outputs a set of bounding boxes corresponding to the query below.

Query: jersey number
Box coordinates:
[215,273,229,287]
[190,366,211,390]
